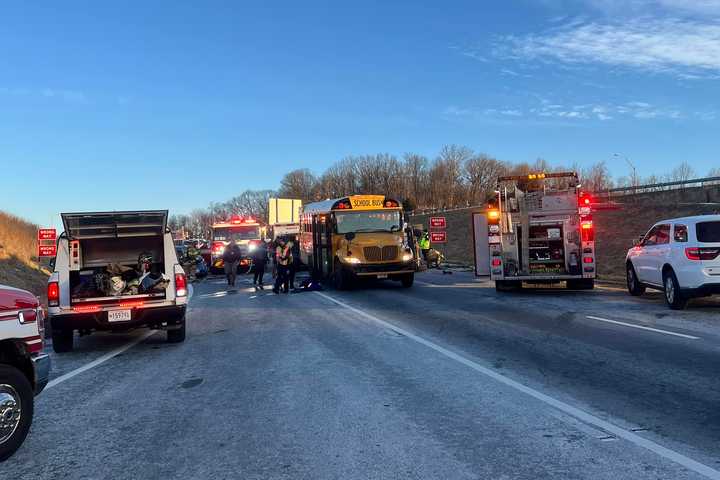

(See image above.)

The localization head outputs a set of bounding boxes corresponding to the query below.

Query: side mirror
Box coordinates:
[634,235,644,246]
[345,232,356,241]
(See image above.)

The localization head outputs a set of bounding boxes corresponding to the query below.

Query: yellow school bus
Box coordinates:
[300,195,416,289]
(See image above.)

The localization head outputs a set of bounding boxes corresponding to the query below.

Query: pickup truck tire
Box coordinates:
[167,316,186,343]
[0,365,34,462]
[51,329,74,353]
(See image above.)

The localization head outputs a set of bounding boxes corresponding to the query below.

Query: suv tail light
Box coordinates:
[48,281,59,307]
[175,273,187,297]
[685,247,720,261]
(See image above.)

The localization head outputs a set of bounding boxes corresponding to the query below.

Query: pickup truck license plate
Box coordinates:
[377,274,388,279]
[108,309,131,322]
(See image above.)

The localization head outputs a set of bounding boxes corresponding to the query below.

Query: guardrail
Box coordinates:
[597,176,720,197]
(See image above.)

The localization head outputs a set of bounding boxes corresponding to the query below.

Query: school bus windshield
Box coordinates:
[335,211,401,234]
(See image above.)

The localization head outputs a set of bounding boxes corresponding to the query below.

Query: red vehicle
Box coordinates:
[209,216,264,273]
[0,284,51,461]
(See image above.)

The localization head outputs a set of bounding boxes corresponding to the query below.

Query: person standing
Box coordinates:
[222,241,242,287]
[419,231,431,263]
[287,239,298,291]
[252,240,268,289]
[273,238,291,294]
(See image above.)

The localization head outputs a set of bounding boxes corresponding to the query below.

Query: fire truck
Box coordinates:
[488,172,596,291]
[209,216,264,273]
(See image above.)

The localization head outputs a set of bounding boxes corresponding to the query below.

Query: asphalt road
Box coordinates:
[3,270,720,479]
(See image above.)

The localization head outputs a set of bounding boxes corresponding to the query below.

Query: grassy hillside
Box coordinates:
[0,211,49,298]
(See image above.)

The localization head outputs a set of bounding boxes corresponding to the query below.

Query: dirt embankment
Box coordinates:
[0,211,49,299]
[411,185,720,281]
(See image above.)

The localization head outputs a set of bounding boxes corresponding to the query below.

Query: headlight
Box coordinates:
[342,256,361,264]
[248,244,257,252]
[402,252,414,262]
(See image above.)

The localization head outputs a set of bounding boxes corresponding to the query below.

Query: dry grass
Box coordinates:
[0,211,49,298]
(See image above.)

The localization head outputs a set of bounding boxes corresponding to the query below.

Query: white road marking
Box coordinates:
[586,315,700,340]
[188,284,194,300]
[45,330,157,390]
[314,291,720,480]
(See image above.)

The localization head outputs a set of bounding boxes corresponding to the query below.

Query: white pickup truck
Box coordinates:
[0,284,51,461]
[47,210,188,352]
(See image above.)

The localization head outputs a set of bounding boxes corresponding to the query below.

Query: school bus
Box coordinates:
[300,195,416,289]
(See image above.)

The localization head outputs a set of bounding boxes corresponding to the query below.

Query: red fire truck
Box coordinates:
[488,172,596,291]
[209,216,264,274]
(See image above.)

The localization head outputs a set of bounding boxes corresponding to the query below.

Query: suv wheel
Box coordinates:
[626,263,645,296]
[0,365,34,462]
[663,269,688,310]
[51,329,74,353]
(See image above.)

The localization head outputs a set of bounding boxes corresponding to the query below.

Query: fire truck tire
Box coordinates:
[0,365,34,462]
[167,316,186,343]
[495,280,522,292]
[51,329,74,353]
[567,279,595,290]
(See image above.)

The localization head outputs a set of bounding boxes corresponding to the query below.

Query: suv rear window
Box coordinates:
[696,222,720,243]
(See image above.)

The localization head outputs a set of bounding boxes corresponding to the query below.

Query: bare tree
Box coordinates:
[402,153,429,206]
[464,154,507,204]
[671,161,695,182]
[581,161,613,191]
[707,167,720,177]
[279,169,317,202]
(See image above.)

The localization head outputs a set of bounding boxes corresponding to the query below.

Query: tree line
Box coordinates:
[169,145,715,238]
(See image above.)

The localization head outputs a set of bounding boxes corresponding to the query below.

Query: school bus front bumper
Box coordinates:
[348,262,416,276]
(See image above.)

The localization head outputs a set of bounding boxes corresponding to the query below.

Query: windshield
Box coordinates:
[213,226,260,241]
[334,211,401,234]
[696,221,720,243]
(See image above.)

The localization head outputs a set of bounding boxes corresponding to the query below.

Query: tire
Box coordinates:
[167,317,186,343]
[333,261,348,290]
[663,269,687,310]
[626,263,645,296]
[400,273,414,288]
[567,279,595,290]
[0,365,34,462]
[495,280,521,292]
[51,329,74,353]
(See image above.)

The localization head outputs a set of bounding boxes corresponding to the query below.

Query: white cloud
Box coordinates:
[501,18,720,77]
[0,86,87,102]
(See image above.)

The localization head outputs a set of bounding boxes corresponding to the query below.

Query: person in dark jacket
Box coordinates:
[252,240,268,288]
[222,242,242,287]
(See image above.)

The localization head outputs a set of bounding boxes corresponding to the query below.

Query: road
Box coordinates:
[3,270,720,479]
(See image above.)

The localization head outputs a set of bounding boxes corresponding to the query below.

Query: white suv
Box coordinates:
[626,215,720,309]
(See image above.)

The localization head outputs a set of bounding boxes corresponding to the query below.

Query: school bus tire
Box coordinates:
[400,273,414,288]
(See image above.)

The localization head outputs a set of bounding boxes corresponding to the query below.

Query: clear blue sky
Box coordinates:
[2,0,719,227]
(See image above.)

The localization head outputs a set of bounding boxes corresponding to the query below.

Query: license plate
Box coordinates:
[377,274,388,279]
[108,309,131,322]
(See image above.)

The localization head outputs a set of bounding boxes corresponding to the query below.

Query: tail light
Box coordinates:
[212,241,226,254]
[581,220,594,242]
[48,281,59,307]
[175,273,187,297]
[583,257,594,263]
[685,247,720,261]
[491,258,502,267]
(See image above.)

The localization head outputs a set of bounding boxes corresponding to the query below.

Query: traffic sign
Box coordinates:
[430,217,446,229]
[38,228,57,241]
[430,231,447,243]
[38,244,57,257]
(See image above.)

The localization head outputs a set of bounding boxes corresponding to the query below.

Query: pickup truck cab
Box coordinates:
[47,210,188,352]
[0,284,51,461]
